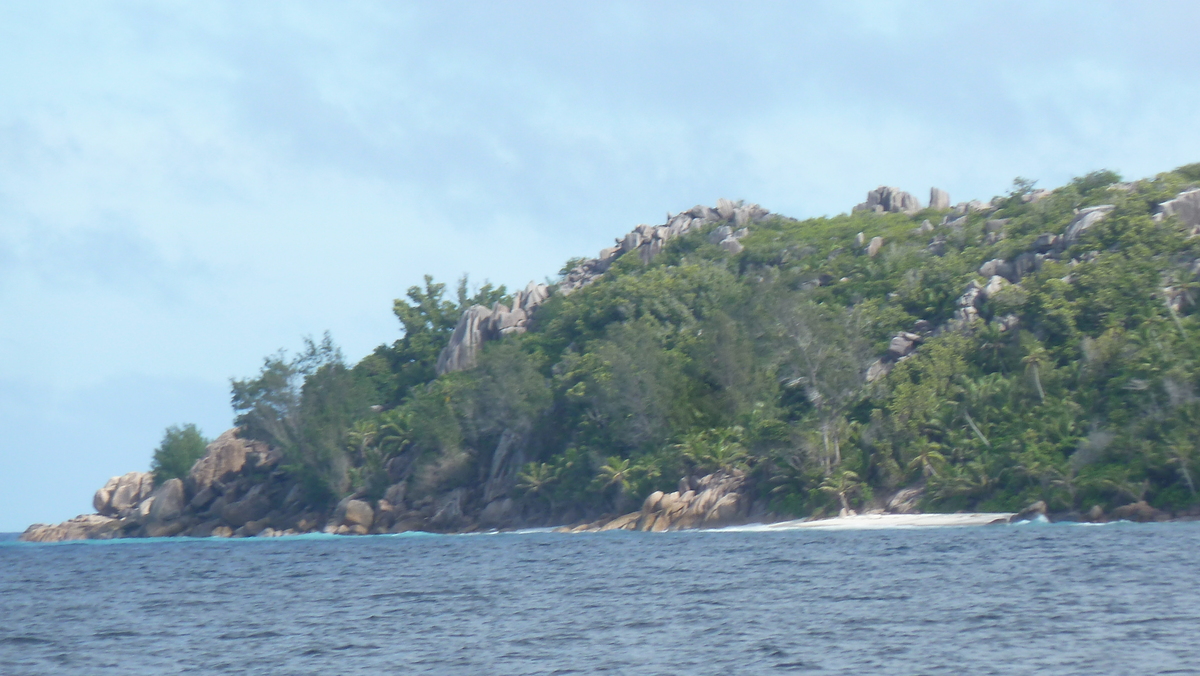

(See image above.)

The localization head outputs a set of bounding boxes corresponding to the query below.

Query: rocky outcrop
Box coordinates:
[20,514,123,542]
[1009,500,1048,523]
[866,327,926,383]
[1062,205,1115,245]
[437,200,768,375]
[93,471,154,516]
[1155,188,1200,235]
[558,198,768,295]
[1110,500,1169,522]
[436,281,551,375]
[21,428,296,542]
[188,428,275,493]
[854,186,922,215]
[565,470,750,533]
[929,187,951,210]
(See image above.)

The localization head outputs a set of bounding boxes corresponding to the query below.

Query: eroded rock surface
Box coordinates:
[436,281,551,375]
[558,198,767,296]
[567,470,750,533]
[854,186,922,215]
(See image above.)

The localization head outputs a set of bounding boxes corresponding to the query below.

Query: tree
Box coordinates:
[231,333,375,504]
[150,424,210,485]
[674,427,749,474]
[820,469,862,515]
[776,299,872,471]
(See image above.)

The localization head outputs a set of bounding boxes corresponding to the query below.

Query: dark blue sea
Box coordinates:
[1,522,1198,675]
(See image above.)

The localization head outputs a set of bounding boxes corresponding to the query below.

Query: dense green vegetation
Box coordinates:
[221,165,1200,520]
[150,424,210,485]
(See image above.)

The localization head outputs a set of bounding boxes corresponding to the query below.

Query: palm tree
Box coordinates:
[1020,337,1050,404]
[597,456,633,492]
[674,427,748,474]
[517,462,560,513]
[819,469,861,515]
[906,439,946,478]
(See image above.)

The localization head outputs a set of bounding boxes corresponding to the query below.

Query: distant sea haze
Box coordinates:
[3,522,1198,675]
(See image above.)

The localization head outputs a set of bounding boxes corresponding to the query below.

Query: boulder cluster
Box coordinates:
[864,185,1200,383]
[562,470,750,533]
[436,281,551,374]
[1008,499,1194,524]
[558,198,769,295]
[21,429,297,542]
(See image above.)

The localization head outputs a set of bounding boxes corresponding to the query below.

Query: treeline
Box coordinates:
[164,164,1200,520]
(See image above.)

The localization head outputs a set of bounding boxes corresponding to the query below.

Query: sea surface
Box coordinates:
[2,521,1198,675]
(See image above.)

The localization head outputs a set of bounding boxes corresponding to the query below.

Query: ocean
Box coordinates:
[1,522,1197,675]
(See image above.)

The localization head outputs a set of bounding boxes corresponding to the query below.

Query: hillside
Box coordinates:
[23,166,1200,541]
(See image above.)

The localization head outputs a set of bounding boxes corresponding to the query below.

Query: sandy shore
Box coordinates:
[727,512,1014,531]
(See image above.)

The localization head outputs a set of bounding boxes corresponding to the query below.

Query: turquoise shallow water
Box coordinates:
[2,522,1198,675]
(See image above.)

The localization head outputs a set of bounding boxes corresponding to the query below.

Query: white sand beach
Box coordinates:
[726,512,1014,531]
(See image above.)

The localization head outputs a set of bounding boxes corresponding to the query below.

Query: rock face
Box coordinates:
[188,428,273,493]
[1010,500,1048,523]
[1062,205,1115,245]
[568,470,750,532]
[147,478,185,523]
[436,281,552,375]
[558,199,768,295]
[21,514,123,542]
[866,236,884,258]
[929,187,951,210]
[853,187,922,215]
[94,472,154,516]
[1155,189,1200,235]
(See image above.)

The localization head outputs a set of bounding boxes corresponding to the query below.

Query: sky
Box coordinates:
[5,1,1200,531]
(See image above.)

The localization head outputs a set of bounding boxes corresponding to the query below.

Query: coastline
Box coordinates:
[749,512,1014,530]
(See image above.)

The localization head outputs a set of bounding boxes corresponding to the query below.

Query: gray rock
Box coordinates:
[1033,233,1059,253]
[708,225,733,245]
[479,497,516,527]
[189,429,268,493]
[1013,252,1041,280]
[1010,500,1047,523]
[19,514,123,542]
[929,187,950,210]
[718,237,745,254]
[1062,205,1115,245]
[982,275,1009,299]
[147,478,185,523]
[716,197,737,220]
[436,282,552,375]
[978,258,1013,280]
[887,487,923,514]
[383,482,407,508]
[1110,500,1168,522]
[220,484,272,527]
[854,187,921,215]
[342,499,374,530]
[1156,188,1200,235]
[887,334,917,359]
[430,488,468,530]
[867,236,884,258]
[559,200,769,296]
[94,476,120,514]
[106,471,154,514]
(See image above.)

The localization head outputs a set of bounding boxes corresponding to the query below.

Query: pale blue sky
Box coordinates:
[5,1,1200,531]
